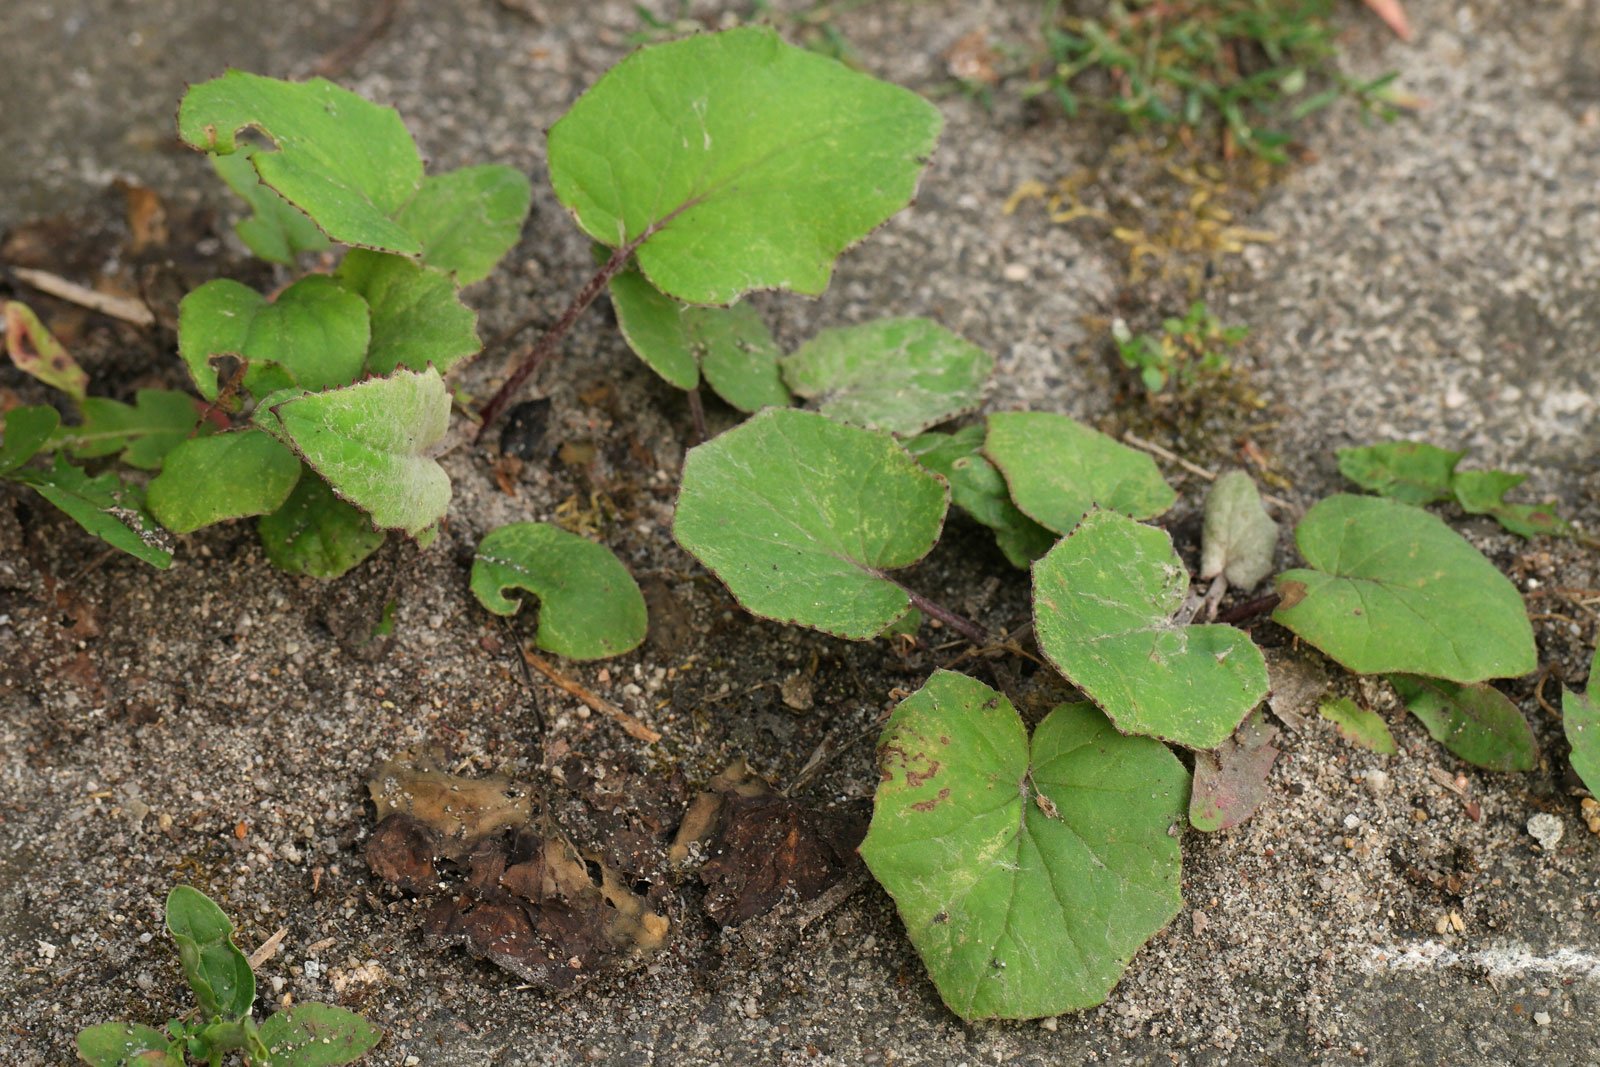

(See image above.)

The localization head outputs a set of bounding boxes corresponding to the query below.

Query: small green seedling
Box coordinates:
[2,72,531,576]
[76,886,378,1066]
[1112,301,1247,393]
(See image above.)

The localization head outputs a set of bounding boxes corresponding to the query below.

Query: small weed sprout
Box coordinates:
[1112,300,1248,392]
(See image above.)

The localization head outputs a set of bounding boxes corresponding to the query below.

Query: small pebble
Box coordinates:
[1533,1011,1551,1027]
[1527,813,1563,850]
[1343,814,1361,830]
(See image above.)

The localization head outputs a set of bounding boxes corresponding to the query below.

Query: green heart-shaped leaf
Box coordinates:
[780,318,993,435]
[257,1004,382,1066]
[1273,495,1536,682]
[179,71,423,253]
[986,412,1174,534]
[14,457,172,567]
[1336,441,1462,505]
[147,430,302,534]
[165,885,254,1021]
[471,523,648,660]
[257,471,386,579]
[260,367,450,537]
[210,145,331,265]
[609,266,789,411]
[548,27,942,305]
[394,165,532,286]
[1390,674,1537,772]
[0,404,59,475]
[1564,644,1600,795]
[335,250,480,376]
[904,425,1053,569]
[673,408,947,639]
[859,670,1186,1021]
[1033,508,1268,749]
[179,276,370,399]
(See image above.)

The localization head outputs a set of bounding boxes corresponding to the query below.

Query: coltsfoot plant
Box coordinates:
[1,26,944,609]
[672,393,1560,1019]
[3,72,533,576]
[2,21,1582,1036]
[76,886,378,1066]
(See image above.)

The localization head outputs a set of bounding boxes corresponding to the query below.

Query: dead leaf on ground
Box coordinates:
[1190,709,1281,832]
[115,179,169,254]
[944,28,1000,86]
[1265,649,1329,732]
[367,752,670,990]
[671,760,863,927]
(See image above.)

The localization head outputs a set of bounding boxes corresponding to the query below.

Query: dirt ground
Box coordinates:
[2,1,1598,1064]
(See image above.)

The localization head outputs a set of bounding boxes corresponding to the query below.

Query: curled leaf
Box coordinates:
[1200,470,1278,589]
[259,367,451,537]
[470,522,648,660]
[179,71,423,253]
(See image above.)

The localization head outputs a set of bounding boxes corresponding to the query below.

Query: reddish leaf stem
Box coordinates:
[1215,592,1281,626]
[475,203,697,441]
[686,386,709,444]
[900,586,990,646]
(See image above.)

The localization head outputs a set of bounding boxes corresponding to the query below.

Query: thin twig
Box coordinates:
[499,616,545,740]
[520,648,662,743]
[8,267,157,327]
[1533,664,1563,720]
[1122,430,1293,511]
[247,927,289,970]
